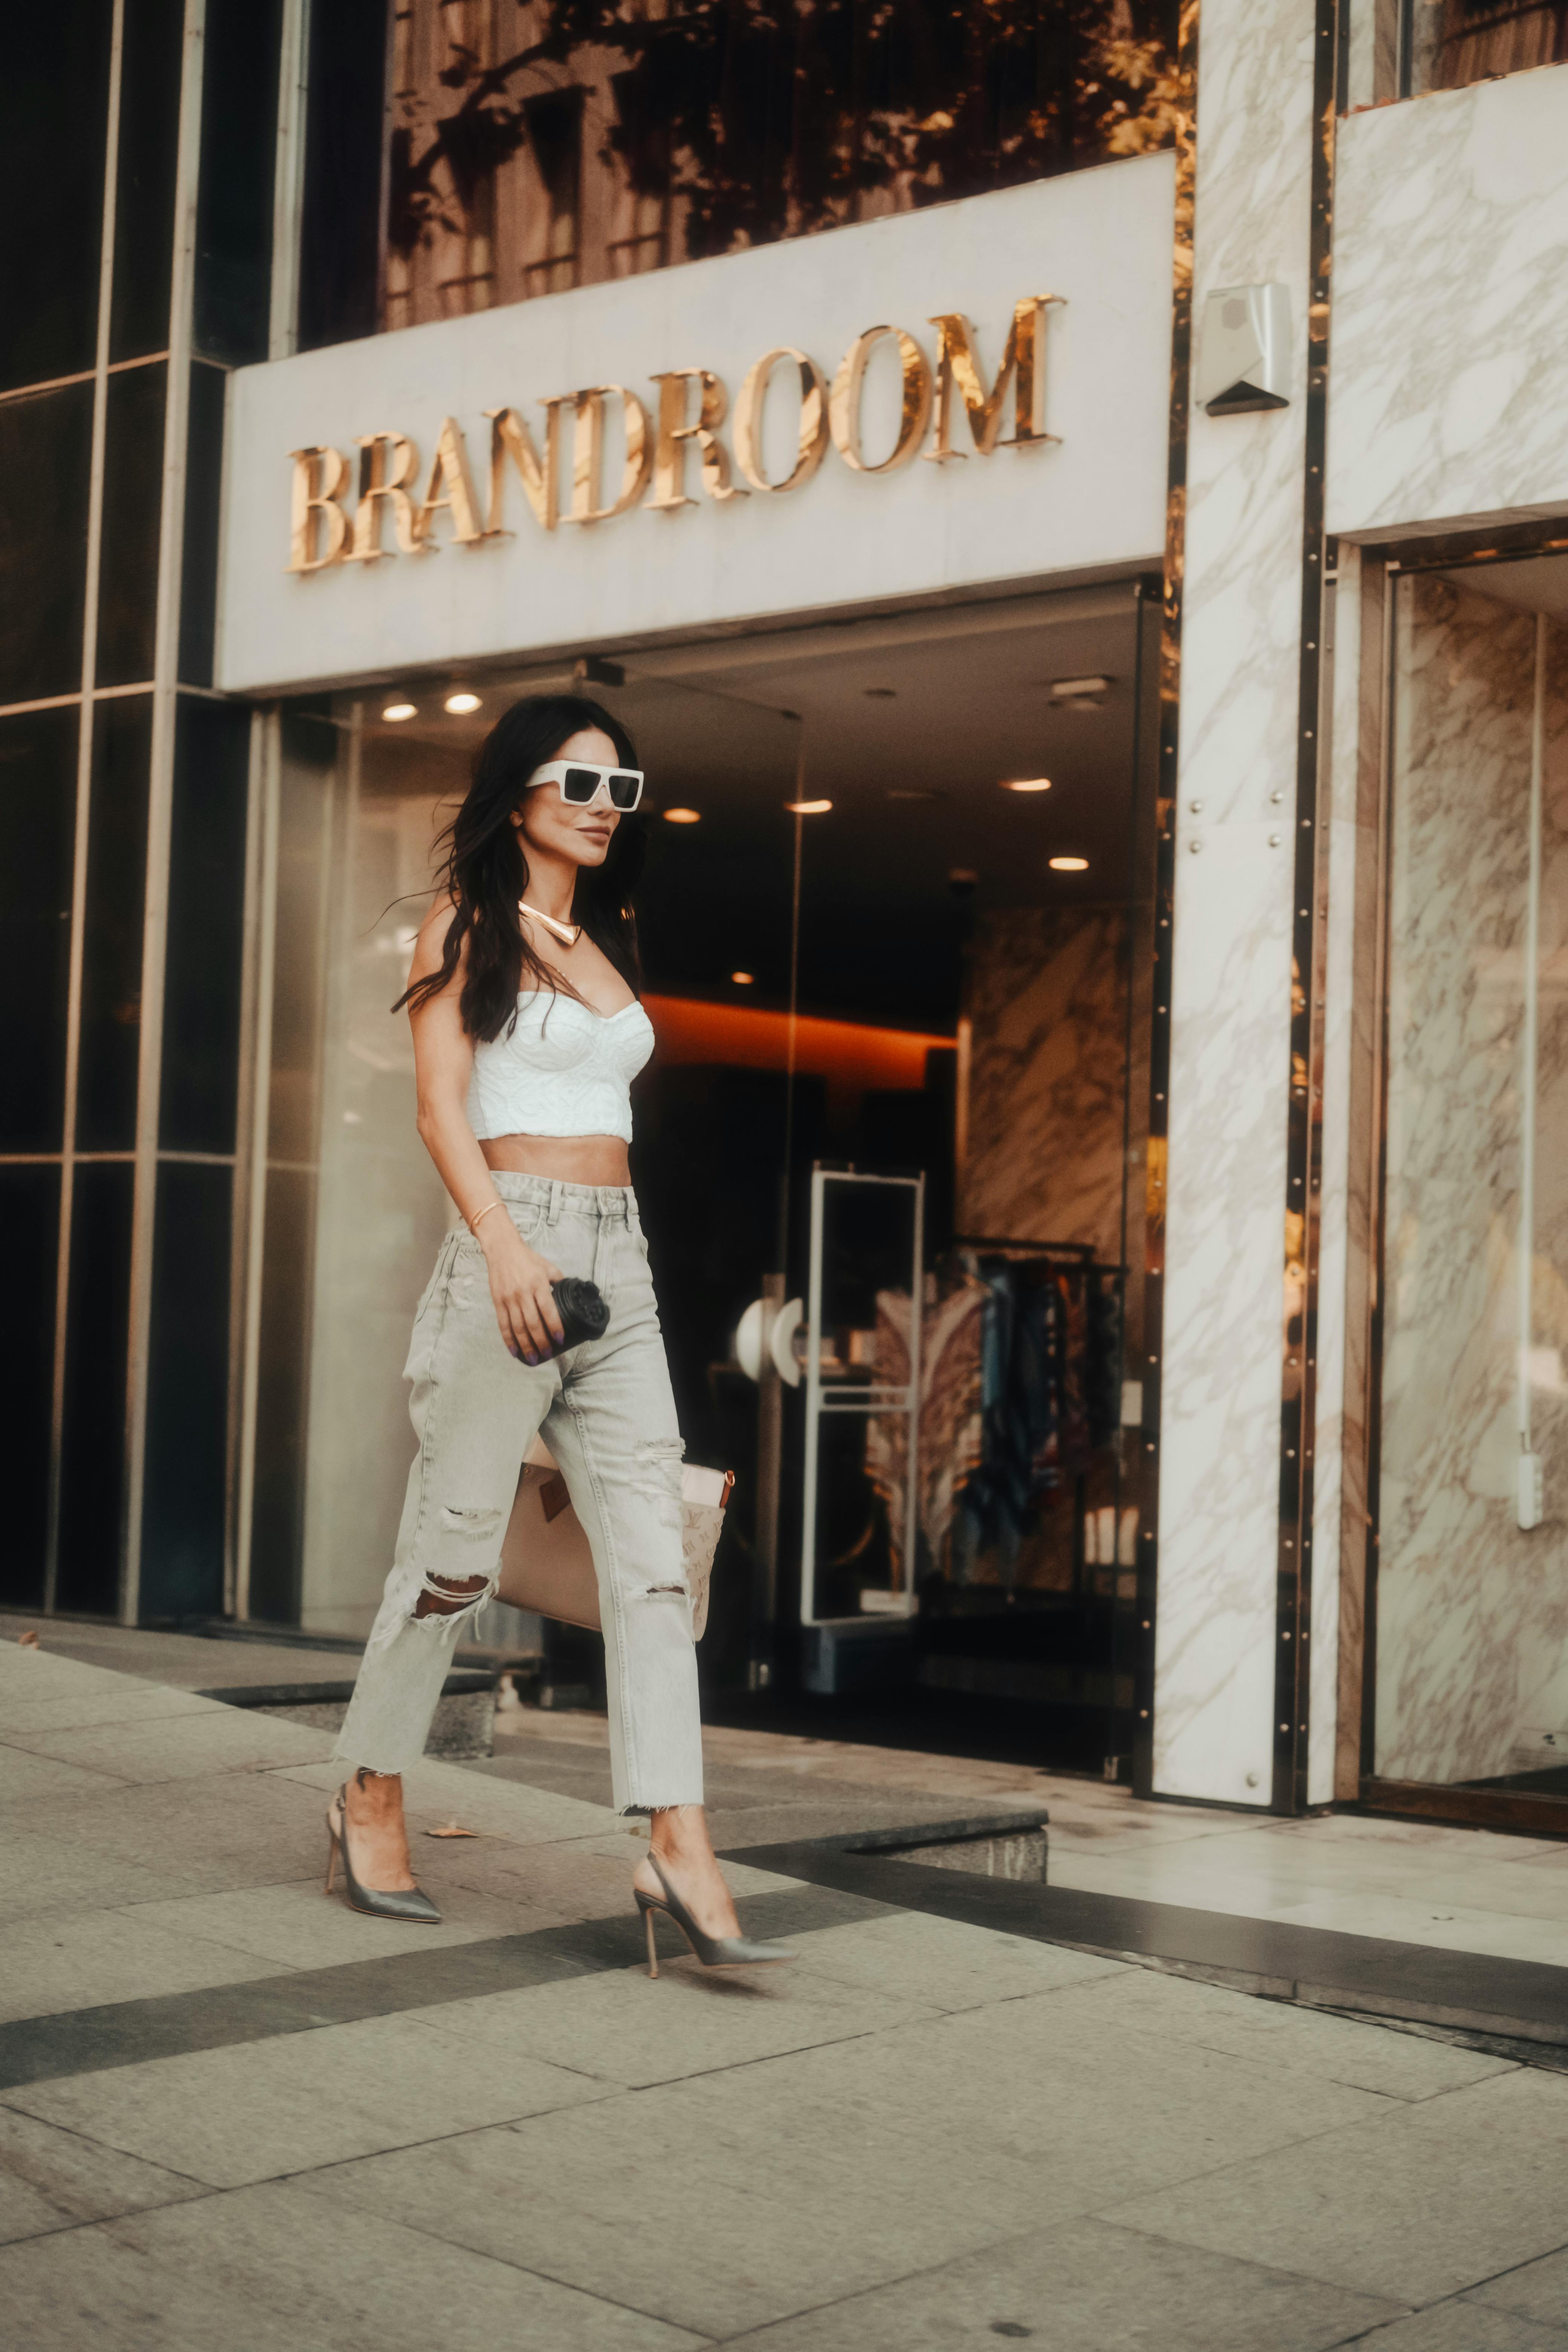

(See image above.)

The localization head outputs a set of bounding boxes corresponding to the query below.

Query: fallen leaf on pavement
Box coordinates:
[424,1820,480,1838]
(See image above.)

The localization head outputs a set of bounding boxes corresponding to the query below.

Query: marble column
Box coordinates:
[1153,0,1321,1803]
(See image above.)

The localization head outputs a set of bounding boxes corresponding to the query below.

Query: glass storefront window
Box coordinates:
[243,580,1156,1771]
[306,0,1180,344]
[1374,560,1568,1799]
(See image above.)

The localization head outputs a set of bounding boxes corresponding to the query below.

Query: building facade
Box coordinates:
[5,0,1567,1830]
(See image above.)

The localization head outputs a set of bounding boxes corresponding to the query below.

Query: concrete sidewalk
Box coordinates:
[4,1636,1568,2348]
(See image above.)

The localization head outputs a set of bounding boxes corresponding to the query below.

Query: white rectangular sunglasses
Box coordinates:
[525,756,645,812]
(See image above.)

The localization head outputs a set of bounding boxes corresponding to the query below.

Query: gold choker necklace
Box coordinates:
[519,900,580,948]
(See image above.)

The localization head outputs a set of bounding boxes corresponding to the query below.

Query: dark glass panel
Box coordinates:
[0,1165,61,1610]
[194,0,284,364]
[159,695,249,1153]
[140,1159,230,1621]
[77,695,153,1153]
[297,0,388,351]
[0,383,93,706]
[0,704,76,1152]
[110,0,185,363]
[96,360,167,688]
[0,1,112,392]
[178,360,226,687]
[56,1158,134,1616]
[248,1164,314,1623]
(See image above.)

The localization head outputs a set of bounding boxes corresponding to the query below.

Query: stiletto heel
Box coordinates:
[324,1785,443,1925]
[633,1852,793,1972]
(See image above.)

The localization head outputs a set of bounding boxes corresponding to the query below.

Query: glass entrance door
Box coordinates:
[1371,559,1568,1816]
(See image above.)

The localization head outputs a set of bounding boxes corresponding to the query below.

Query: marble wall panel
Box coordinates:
[1375,575,1568,1784]
[1154,0,1318,1803]
[961,908,1129,1258]
[1329,65,1568,539]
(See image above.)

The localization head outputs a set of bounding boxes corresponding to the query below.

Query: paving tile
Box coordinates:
[760,1984,1391,2196]
[0,1744,127,1803]
[397,1942,935,2088]
[782,1907,1130,2012]
[3,1709,335,1784]
[116,1871,548,1971]
[1339,2304,1568,2349]
[1104,2066,1568,2305]
[105,2178,703,2351]
[5,2008,616,2187]
[3,1769,331,1896]
[0,1907,282,2026]
[0,2221,303,2352]
[0,2107,202,2245]
[720,2214,1405,2351]
[0,1685,227,1737]
[314,2063,1051,2339]
[0,1827,203,1925]
[1468,2242,1568,2326]
[1034,1960,1519,2100]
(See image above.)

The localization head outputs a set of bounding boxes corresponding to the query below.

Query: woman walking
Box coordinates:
[326,693,790,1972]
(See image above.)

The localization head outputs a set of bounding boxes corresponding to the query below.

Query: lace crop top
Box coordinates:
[467,991,654,1144]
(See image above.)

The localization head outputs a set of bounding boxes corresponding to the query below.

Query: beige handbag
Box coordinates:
[496,1434,733,1639]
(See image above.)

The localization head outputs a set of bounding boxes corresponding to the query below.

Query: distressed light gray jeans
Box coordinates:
[335,1173,702,1815]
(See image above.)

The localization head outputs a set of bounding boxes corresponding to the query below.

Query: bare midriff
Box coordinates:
[481,1132,632,1187]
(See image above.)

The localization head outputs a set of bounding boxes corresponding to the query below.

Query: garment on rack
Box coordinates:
[864,1280,986,1583]
[1087,1271,1123,1449]
[952,1248,1121,1563]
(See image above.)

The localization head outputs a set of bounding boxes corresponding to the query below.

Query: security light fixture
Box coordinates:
[383,702,416,722]
[444,691,481,714]
[1196,284,1292,415]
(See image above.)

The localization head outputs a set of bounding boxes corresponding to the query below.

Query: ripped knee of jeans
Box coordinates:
[630,1439,689,1598]
[412,1570,496,1622]
[412,1502,505,1622]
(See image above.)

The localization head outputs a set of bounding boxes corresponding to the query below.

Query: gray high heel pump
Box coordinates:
[325,1786,442,1925]
[634,1850,794,1976]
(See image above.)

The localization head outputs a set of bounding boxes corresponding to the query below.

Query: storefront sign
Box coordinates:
[286,302,1060,573]
[218,157,1174,693]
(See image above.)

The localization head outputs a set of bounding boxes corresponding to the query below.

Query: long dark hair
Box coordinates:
[396,694,645,1043]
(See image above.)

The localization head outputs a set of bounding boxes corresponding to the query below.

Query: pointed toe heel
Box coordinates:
[634,1853,793,1975]
[325,1786,443,1925]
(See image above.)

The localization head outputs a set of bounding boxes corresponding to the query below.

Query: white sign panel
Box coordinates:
[217,153,1174,695]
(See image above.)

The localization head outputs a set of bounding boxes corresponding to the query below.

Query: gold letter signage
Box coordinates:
[283,296,1063,574]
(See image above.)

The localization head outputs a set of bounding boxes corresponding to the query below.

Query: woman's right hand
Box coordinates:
[479,1217,566,1363]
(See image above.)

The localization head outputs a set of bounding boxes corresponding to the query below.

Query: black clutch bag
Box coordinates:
[550,1276,609,1355]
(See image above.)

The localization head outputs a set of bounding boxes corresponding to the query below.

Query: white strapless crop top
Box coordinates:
[467,991,654,1144]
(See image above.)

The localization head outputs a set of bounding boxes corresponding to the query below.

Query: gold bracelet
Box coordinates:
[469,1199,504,1236]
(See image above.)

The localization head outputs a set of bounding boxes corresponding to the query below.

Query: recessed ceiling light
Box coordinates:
[662,807,702,824]
[730,971,755,985]
[383,701,416,722]
[1050,675,1111,707]
[1001,777,1052,793]
[786,798,833,815]
[444,691,481,714]
[1049,855,1090,872]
